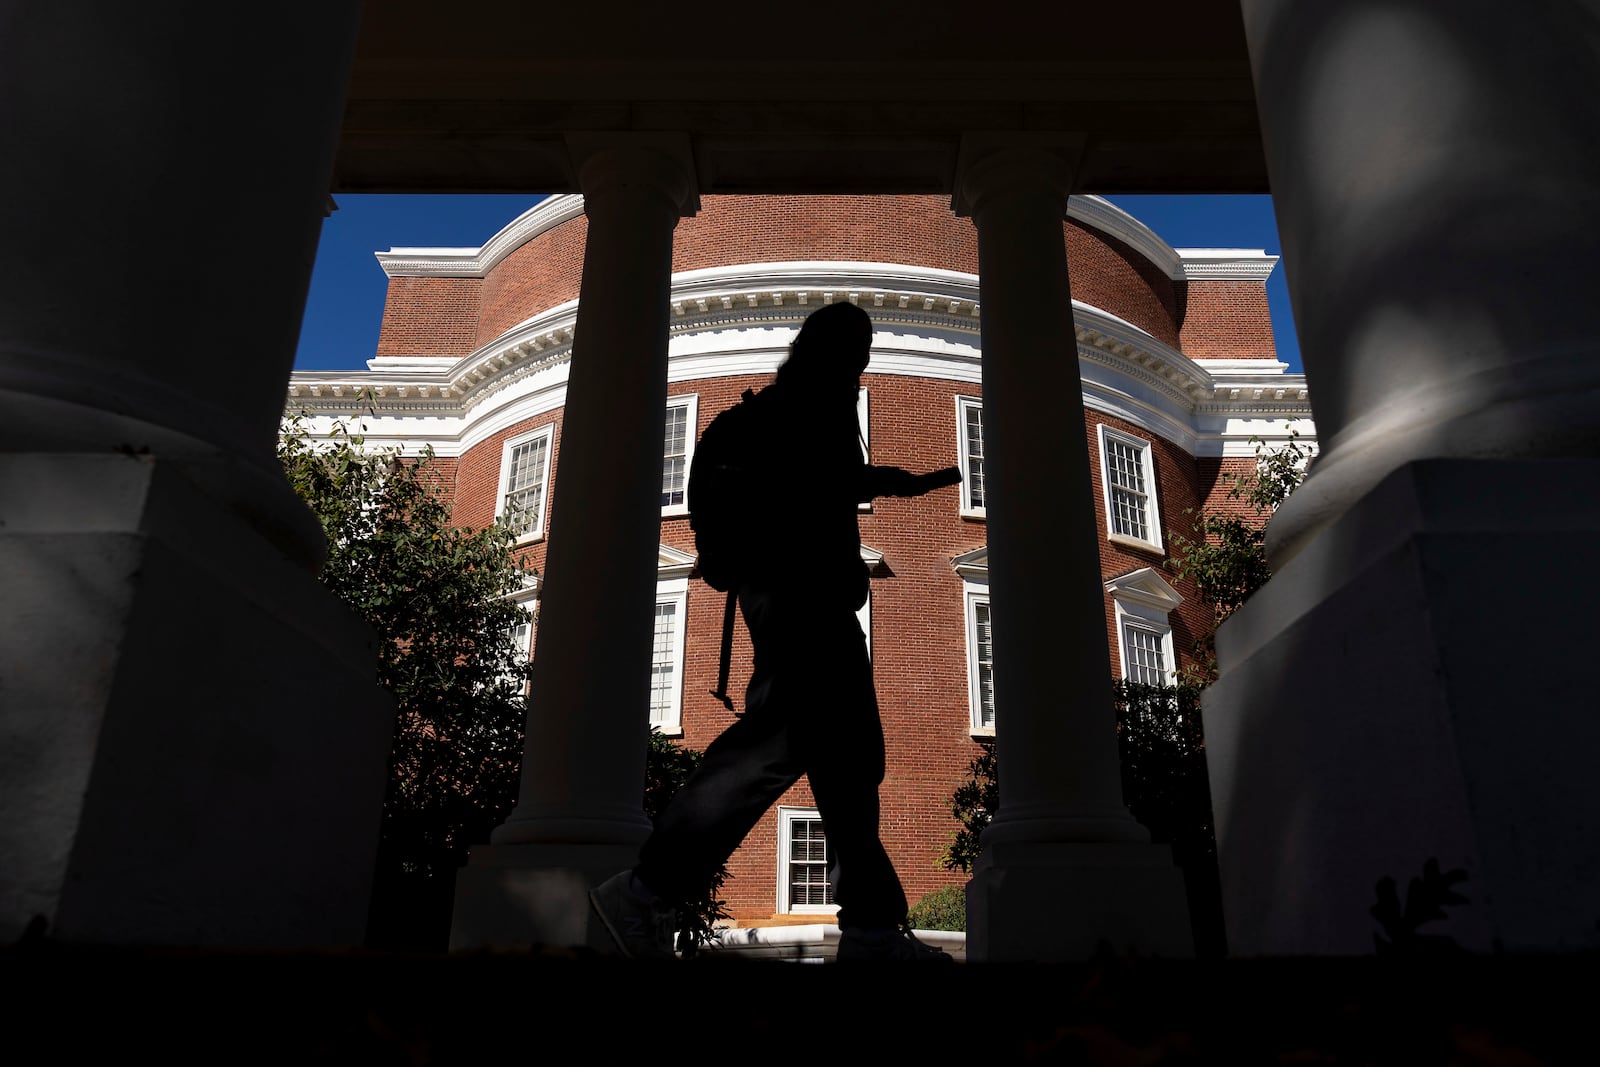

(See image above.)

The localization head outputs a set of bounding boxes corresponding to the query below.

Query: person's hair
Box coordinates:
[777,301,872,386]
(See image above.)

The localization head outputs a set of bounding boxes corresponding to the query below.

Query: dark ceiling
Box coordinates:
[335,1,1267,196]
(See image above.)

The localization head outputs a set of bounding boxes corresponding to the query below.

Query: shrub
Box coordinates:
[907,885,966,931]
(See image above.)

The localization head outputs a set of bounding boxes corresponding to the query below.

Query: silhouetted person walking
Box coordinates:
[591,301,960,961]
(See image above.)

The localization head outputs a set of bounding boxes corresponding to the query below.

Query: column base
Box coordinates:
[1207,459,1600,955]
[449,842,639,951]
[0,454,394,947]
[965,841,1193,962]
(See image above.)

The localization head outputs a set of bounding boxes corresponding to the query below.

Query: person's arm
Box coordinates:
[859,464,962,501]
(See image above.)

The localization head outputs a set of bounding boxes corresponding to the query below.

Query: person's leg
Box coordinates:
[797,610,908,930]
[633,587,802,905]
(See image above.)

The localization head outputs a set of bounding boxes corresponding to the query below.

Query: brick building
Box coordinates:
[287,193,1314,935]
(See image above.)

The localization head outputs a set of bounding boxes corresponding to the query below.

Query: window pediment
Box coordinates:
[1104,567,1183,613]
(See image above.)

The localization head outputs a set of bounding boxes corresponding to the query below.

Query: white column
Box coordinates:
[952,137,1192,961]
[0,2,394,946]
[450,135,698,950]
[1205,1,1600,954]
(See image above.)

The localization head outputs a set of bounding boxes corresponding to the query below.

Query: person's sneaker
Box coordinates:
[836,925,955,963]
[589,870,677,960]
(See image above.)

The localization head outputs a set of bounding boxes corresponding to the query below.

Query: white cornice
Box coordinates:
[287,261,1314,456]
[1176,249,1280,281]
[371,191,1263,285]
[658,543,697,578]
[376,195,583,278]
[1065,196,1183,278]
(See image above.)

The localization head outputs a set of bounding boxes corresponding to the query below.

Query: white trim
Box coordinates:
[662,393,698,517]
[1097,424,1164,553]
[1106,569,1184,686]
[1065,195,1184,278]
[1176,249,1280,281]
[376,195,582,278]
[857,589,871,661]
[649,575,689,737]
[857,386,871,513]
[496,423,555,544]
[954,395,986,518]
[658,543,698,580]
[954,546,995,736]
[776,807,838,915]
[965,588,996,736]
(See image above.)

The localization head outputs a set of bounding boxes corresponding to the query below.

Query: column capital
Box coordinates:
[564,132,700,219]
[951,133,1084,219]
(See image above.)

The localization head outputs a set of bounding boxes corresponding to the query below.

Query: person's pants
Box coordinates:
[636,586,908,929]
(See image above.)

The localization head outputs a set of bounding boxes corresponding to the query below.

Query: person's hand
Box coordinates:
[918,466,962,492]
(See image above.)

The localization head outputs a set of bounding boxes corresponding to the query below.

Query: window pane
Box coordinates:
[975,600,995,729]
[786,818,834,906]
[1105,437,1149,541]
[662,404,688,507]
[1124,623,1166,686]
[505,435,549,536]
[965,403,986,509]
[648,601,677,723]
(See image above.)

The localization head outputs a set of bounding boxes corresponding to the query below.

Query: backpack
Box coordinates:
[688,387,764,709]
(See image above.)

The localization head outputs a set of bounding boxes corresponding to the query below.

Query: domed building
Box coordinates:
[287,193,1314,942]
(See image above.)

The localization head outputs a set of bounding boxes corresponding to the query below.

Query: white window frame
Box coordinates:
[857,386,871,513]
[952,547,994,736]
[1105,567,1184,687]
[955,396,986,519]
[649,575,689,736]
[497,574,541,696]
[1097,424,1163,552]
[965,589,996,735]
[776,806,838,915]
[661,393,698,518]
[496,423,556,544]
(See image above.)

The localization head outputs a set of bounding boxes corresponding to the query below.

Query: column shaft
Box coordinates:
[960,148,1146,844]
[1205,1,1600,954]
[1244,0,1600,566]
[0,2,396,947]
[952,140,1191,961]
[493,145,693,846]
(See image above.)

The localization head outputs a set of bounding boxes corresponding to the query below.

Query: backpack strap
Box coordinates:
[709,588,738,712]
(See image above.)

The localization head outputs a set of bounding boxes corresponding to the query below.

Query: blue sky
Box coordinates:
[294,194,1300,373]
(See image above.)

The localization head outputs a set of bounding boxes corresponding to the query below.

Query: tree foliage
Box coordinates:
[1166,429,1312,681]
[280,411,535,946]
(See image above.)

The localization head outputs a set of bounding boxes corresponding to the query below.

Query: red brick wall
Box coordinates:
[375,277,482,358]
[1178,279,1277,360]
[376,195,1187,361]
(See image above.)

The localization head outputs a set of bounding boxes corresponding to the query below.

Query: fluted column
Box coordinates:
[0,2,394,947]
[451,135,698,949]
[1245,0,1600,568]
[952,137,1191,961]
[1203,1,1600,955]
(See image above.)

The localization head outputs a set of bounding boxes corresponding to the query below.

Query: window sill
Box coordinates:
[661,506,689,519]
[1107,532,1163,555]
[652,722,683,739]
[511,530,547,547]
[960,508,987,522]
[969,726,995,740]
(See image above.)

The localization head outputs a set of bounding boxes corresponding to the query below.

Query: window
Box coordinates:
[496,575,540,695]
[1121,622,1168,686]
[968,595,996,731]
[955,396,986,517]
[1105,567,1183,687]
[951,547,994,735]
[649,575,689,735]
[1098,425,1163,551]
[662,394,697,516]
[857,387,871,512]
[777,807,836,914]
[496,424,555,542]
